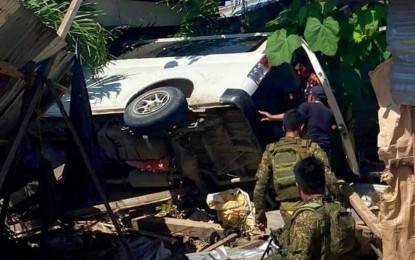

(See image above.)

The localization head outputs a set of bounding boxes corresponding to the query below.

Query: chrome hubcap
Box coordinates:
[133,91,170,115]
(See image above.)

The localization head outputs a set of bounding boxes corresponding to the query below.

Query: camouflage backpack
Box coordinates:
[269,138,312,200]
[293,200,356,258]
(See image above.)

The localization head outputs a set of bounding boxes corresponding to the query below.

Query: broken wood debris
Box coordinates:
[201,233,238,252]
[234,236,264,250]
[0,0,66,68]
[342,184,383,238]
[8,219,61,238]
[390,156,414,168]
[63,190,176,220]
[131,216,224,240]
[0,62,24,79]
[7,190,176,238]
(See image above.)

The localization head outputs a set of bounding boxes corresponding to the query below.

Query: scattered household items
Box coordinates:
[206,188,255,233]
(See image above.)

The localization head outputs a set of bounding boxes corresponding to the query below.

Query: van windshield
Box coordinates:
[120,36,267,59]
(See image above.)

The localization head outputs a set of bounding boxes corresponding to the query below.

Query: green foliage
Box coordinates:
[304,16,339,56]
[264,0,389,101]
[265,1,388,65]
[20,0,117,74]
[174,0,229,37]
[264,29,301,65]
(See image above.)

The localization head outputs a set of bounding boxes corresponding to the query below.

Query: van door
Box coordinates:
[301,40,360,176]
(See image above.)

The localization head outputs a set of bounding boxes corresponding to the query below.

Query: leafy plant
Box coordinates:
[265,0,389,99]
[304,16,339,56]
[20,0,118,74]
[264,29,301,65]
[165,0,229,37]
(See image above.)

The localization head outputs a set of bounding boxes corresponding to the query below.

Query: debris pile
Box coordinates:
[3,186,274,259]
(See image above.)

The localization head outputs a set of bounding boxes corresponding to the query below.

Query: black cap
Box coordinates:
[308,86,326,100]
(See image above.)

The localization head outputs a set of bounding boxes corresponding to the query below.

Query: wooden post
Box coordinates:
[342,185,382,238]
[45,81,132,259]
[57,0,83,39]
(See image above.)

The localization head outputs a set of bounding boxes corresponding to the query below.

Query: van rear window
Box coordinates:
[120,36,266,59]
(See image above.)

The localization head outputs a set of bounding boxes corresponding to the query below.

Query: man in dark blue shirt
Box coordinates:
[259,86,336,158]
[299,86,335,157]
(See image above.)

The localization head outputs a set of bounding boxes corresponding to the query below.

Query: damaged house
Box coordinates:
[0,0,413,259]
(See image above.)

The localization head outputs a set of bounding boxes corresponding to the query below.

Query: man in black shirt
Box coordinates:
[259,86,336,158]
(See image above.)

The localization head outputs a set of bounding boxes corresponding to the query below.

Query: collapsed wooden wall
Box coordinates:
[0,0,70,138]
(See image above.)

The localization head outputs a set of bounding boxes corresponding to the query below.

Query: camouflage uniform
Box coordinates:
[268,197,327,260]
[253,136,339,224]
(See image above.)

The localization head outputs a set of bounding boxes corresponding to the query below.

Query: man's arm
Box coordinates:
[286,211,322,260]
[253,146,273,228]
[258,110,284,122]
[309,142,341,198]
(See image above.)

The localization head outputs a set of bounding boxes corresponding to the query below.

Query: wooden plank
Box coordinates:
[57,0,83,39]
[234,237,264,249]
[47,50,74,79]
[356,224,372,232]
[351,209,365,226]
[201,233,238,252]
[7,219,62,238]
[63,190,175,219]
[8,220,40,237]
[0,62,24,79]
[0,0,65,67]
[33,37,66,64]
[132,217,224,240]
[390,156,413,169]
[342,185,382,238]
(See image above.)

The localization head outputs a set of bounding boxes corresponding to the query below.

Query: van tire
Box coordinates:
[124,87,188,133]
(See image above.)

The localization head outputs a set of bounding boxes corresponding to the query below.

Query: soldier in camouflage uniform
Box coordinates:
[268,157,329,260]
[254,109,339,230]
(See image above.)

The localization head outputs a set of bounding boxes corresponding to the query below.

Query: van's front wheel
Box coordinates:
[124,87,188,134]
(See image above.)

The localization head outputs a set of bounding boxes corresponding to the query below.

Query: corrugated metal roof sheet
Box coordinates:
[387,0,415,106]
